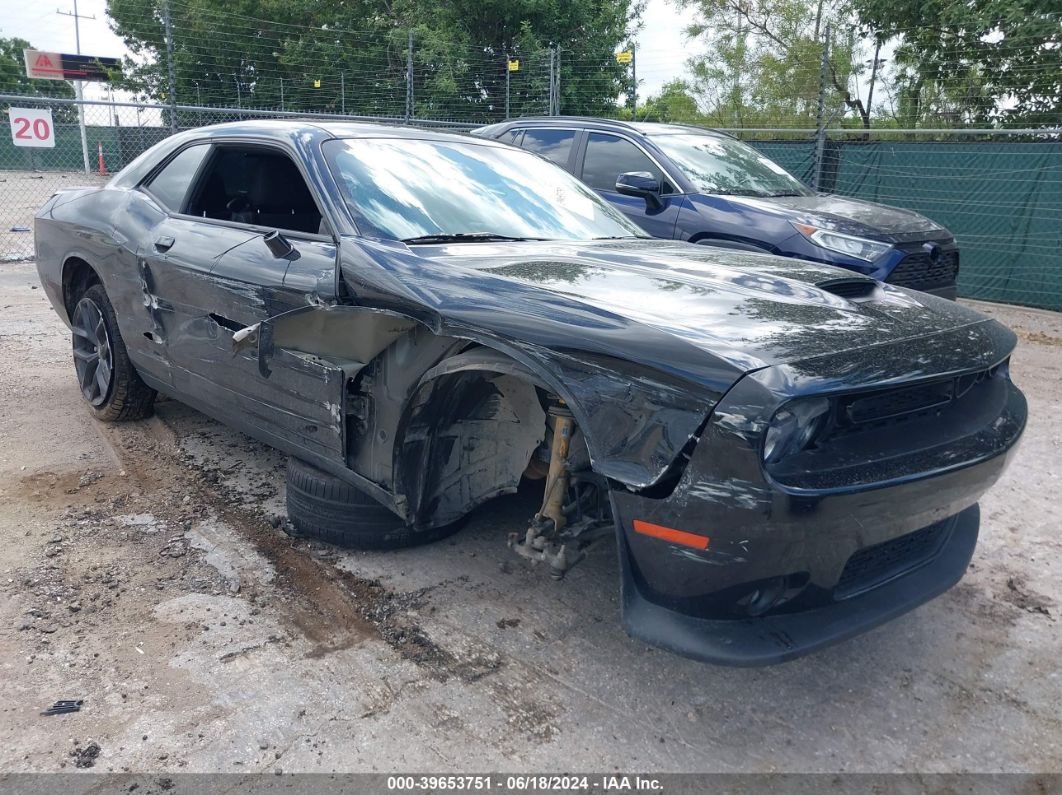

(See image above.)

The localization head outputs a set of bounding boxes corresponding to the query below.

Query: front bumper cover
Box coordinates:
[618,504,978,666]
[607,322,1024,666]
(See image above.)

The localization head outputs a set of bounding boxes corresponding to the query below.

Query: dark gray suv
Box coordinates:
[474,117,960,299]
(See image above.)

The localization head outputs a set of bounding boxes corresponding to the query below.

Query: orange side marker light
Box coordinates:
[632,520,710,550]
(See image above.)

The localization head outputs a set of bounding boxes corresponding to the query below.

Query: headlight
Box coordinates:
[763,397,831,463]
[792,223,892,262]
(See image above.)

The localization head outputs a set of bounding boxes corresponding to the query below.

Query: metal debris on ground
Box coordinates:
[41,699,83,716]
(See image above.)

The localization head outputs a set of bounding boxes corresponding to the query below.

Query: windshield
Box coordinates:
[651,133,812,197]
[324,138,648,242]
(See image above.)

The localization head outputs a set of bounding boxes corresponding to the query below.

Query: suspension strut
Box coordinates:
[535,402,575,532]
[508,400,583,578]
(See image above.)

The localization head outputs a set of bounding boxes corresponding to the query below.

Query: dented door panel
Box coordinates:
[178,233,346,463]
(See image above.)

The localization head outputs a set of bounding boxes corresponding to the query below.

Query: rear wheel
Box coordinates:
[71,284,156,422]
[285,457,462,550]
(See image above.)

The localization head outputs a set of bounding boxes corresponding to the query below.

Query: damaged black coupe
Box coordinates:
[35,121,1026,665]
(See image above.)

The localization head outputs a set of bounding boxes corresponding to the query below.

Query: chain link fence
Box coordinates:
[0,95,478,261]
[2,90,1060,311]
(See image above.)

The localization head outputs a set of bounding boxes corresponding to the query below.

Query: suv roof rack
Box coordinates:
[494,115,733,139]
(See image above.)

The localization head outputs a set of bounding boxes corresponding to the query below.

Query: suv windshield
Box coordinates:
[652,133,813,198]
[324,138,647,242]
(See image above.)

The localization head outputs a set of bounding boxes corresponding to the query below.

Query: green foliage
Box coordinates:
[676,0,862,129]
[104,0,639,121]
[636,80,702,123]
[850,0,1061,127]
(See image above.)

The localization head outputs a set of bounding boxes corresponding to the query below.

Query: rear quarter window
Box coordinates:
[520,129,576,169]
[144,144,211,212]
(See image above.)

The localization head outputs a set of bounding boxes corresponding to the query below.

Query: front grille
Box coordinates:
[887,249,959,291]
[844,380,955,425]
[835,520,951,599]
[829,363,1003,438]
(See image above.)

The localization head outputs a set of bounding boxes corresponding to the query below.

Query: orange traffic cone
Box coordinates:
[97,142,106,176]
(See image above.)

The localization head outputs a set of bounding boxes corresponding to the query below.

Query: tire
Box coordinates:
[71,283,156,422]
[285,457,463,550]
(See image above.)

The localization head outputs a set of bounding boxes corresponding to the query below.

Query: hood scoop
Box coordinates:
[816,276,882,302]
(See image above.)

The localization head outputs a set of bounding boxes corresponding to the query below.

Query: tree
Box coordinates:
[104,0,640,122]
[849,0,1061,127]
[637,80,703,123]
[676,0,865,129]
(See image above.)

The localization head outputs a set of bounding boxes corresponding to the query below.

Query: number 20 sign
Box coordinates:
[8,107,55,148]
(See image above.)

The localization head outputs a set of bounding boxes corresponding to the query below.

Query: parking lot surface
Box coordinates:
[0,261,1060,773]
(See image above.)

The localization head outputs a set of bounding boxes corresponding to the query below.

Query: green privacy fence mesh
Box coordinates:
[749,139,1062,312]
[2,104,1059,312]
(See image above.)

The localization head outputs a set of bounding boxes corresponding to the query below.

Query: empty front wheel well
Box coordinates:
[391,348,579,529]
[62,257,101,321]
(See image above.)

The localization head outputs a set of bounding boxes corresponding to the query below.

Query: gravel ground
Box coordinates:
[0,261,1059,774]
[0,172,109,261]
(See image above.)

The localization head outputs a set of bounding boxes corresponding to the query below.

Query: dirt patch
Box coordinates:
[104,416,504,684]
[11,469,119,507]
[1017,329,1062,348]
[1001,577,1054,618]
[70,740,102,769]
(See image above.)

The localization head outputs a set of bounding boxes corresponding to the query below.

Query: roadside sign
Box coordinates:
[508,59,519,72]
[313,79,321,88]
[8,108,56,148]
[616,51,632,64]
[23,49,120,82]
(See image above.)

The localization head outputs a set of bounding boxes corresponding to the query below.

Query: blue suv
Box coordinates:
[473,117,960,299]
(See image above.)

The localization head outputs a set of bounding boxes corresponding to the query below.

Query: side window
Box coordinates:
[501,128,524,146]
[144,144,211,212]
[186,147,325,235]
[520,129,575,168]
[581,133,664,192]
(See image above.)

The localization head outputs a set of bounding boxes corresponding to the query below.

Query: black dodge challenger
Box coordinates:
[34,121,1026,666]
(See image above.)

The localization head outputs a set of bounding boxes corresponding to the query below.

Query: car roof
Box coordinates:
[182,118,485,144]
[109,119,493,188]
[475,116,733,139]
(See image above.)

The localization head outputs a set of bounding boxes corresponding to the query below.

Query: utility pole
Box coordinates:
[631,45,637,116]
[160,0,177,131]
[812,23,830,192]
[547,47,554,115]
[405,30,414,123]
[56,0,92,173]
[554,45,561,115]
[505,55,510,120]
[340,72,345,114]
[279,77,284,110]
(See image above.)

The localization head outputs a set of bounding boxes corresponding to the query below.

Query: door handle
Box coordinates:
[155,236,175,252]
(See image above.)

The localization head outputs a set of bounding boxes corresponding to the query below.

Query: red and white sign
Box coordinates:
[23,50,66,81]
[8,108,56,148]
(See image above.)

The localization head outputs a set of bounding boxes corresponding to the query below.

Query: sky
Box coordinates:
[1,0,700,102]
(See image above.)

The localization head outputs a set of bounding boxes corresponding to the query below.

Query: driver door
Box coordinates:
[576,132,684,240]
[139,141,345,464]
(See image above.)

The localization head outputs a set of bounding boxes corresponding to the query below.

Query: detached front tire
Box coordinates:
[285,457,462,550]
[71,283,156,422]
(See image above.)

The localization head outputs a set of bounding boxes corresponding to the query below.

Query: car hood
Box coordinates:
[716,194,948,241]
[410,238,999,377]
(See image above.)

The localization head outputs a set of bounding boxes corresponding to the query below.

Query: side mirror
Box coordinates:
[263,230,294,259]
[615,171,662,209]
